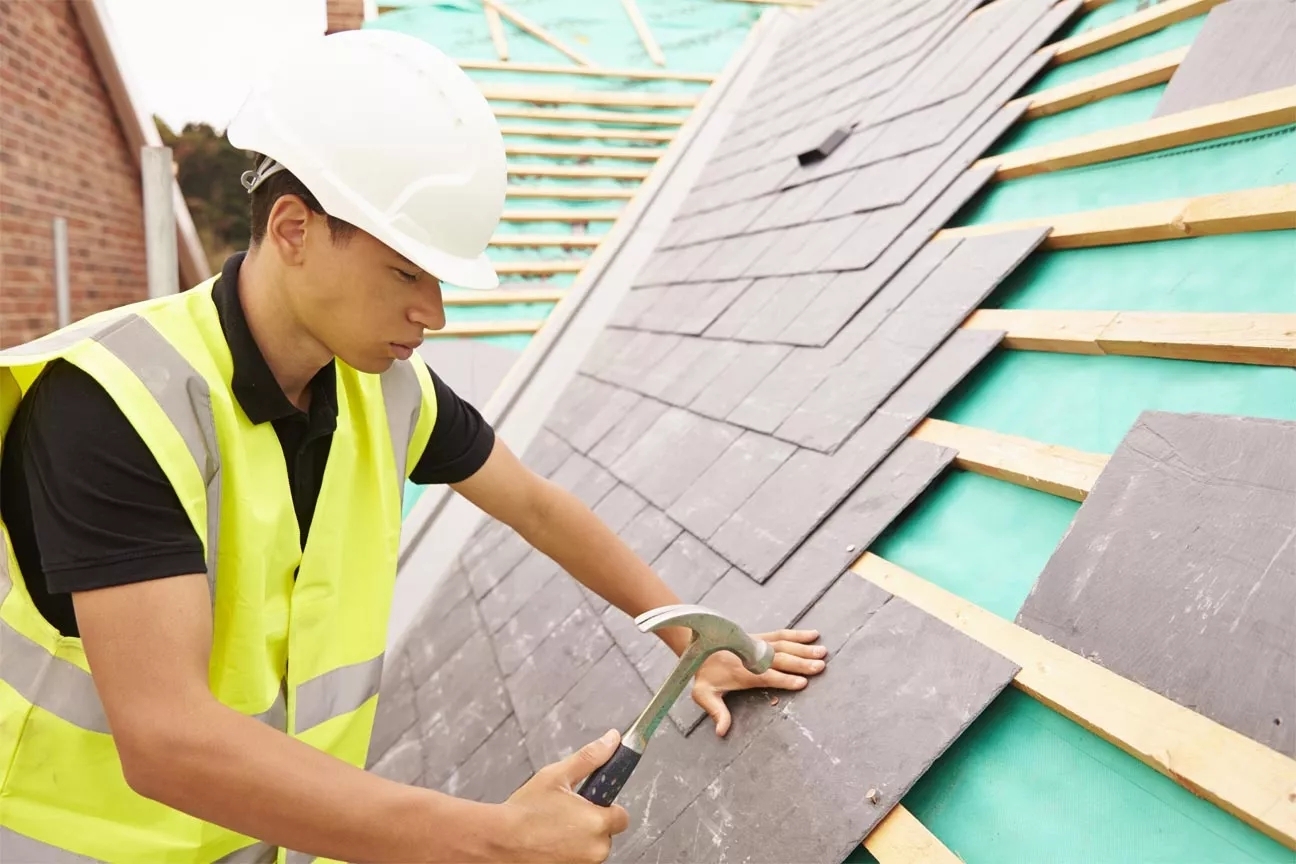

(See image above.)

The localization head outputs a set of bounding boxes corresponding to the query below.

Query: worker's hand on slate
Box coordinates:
[693,629,829,736]
[500,728,631,863]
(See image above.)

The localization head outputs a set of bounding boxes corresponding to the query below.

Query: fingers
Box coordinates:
[769,639,829,660]
[758,628,820,645]
[694,686,733,737]
[771,651,827,676]
[556,728,621,788]
[757,669,812,692]
[607,804,631,835]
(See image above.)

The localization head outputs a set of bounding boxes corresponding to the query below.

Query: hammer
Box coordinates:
[577,604,773,806]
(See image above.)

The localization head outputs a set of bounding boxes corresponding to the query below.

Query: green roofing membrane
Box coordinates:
[853,3,1296,856]
[958,123,1296,225]
[1023,6,1207,93]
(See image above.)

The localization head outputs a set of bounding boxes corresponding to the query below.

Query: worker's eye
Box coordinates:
[392,267,420,283]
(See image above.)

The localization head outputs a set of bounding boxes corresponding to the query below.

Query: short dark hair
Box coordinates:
[248,153,358,246]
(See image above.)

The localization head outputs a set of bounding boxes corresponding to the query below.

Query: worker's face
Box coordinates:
[290,210,446,374]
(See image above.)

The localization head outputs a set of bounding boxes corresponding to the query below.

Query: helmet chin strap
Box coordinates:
[240,155,288,194]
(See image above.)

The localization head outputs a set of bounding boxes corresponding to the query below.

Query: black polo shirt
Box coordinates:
[0,252,495,637]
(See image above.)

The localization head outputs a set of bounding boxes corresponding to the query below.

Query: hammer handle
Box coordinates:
[577,743,641,806]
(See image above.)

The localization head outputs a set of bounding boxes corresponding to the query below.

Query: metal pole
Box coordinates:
[141,145,179,298]
[52,217,71,328]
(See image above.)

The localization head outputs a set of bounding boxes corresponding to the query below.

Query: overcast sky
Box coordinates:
[101,0,337,131]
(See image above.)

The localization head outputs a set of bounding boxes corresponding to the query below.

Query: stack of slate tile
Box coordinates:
[364,0,1120,858]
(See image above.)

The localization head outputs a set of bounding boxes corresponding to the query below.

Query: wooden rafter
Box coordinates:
[482,0,594,67]
[505,142,662,160]
[506,185,637,200]
[500,123,674,143]
[863,805,962,863]
[980,86,1296,179]
[1020,47,1187,118]
[1048,0,1230,64]
[622,0,666,67]
[495,260,586,275]
[491,105,686,125]
[484,4,509,61]
[500,208,621,222]
[425,319,546,337]
[910,419,1107,501]
[851,553,1296,852]
[489,233,602,248]
[456,58,713,83]
[936,184,1296,248]
[482,85,699,109]
[507,163,649,180]
[962,309,1296,367]
[443,288,566,306]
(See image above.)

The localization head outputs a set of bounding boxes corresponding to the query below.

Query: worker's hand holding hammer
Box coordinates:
[499,728,630,863]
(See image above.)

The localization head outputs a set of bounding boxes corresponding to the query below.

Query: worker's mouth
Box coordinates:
[390,342,419,360]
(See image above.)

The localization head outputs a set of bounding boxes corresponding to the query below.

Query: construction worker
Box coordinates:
[0,28,827,864]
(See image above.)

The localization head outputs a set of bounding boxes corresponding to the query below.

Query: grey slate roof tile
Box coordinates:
[743,222,822,278]
[404,592,484,687]
[578,328,632,377]
[709,313,1004,582]
[479,549,563,634]
[369,650,418,767]
[439,714,535,804]
[518,427,575,478]
[549,451,619,508]
[544,374,609,446]
[588,396,670,468]
[413,630,512,787]
[607,285,659,328]
[466,527,532,600]
[631,598,1017,864]
[694,232,780,282]
[601,603,661,666]
[492,573,587,677]
[723,342,845,434]
[634,335,715,400]
[779,213,872,277]
[674,279,755,336]
[524,648,655,770]
[651,531,734,603]
[564,384,644,454]
[653,338,746,407]
[688,342,792,422]
[610,408,742,510]
[703,277,787,339]
[506,604,613,730]
[668,431,798,541]
[591,483,650,534]
[619,505,685,564]
[598,331,682,391]
[777,227,1047,450]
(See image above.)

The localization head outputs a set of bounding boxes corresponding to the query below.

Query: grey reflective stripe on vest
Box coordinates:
[253,682,288,730]
[94,316,223,590]
[214,841,279,863]
[380,359,423,507]
[0,616,110,733]
[294,653,384,734]
[0,825,105,862]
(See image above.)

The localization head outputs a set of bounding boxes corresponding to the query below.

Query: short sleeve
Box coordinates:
[408,369,496,486]
[14,360,207,594]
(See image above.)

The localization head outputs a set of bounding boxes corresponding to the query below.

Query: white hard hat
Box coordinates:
[227,29,506,290]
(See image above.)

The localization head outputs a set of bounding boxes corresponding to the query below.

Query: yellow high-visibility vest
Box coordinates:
[0,277,436,863]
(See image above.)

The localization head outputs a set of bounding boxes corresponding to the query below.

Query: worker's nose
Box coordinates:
[408,278,446,331]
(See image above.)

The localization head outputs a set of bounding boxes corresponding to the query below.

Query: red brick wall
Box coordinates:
[0,0,149,349]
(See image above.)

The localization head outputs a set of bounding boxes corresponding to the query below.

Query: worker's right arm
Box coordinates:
[76,567,629,864]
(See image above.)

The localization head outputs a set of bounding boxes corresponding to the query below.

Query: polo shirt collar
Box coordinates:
[211,251,337,428]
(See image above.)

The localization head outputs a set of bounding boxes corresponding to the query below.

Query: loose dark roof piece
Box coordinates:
[1016,411,1296,757]
[1152,0,1296,118]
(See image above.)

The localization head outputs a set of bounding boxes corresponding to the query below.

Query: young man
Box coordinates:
[0,28,826,864]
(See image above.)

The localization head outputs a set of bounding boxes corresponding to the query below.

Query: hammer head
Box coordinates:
[635,604,774,674]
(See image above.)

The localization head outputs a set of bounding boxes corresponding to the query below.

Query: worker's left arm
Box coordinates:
[451,437,829,736]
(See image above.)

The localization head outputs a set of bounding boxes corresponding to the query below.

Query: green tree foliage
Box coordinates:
[156,117,252,270]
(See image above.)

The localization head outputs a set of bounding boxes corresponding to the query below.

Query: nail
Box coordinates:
[814,646,828,657]
[602,729,619,744]
[812,660,825,671]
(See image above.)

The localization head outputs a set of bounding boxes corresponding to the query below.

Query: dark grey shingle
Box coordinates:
[610,408,742,510]
[688,342,792,422]
[493,574,587,677]
[667,431,798,541]
[505,604,613,731]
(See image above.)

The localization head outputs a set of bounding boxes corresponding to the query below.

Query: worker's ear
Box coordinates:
[265,194,313,266]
